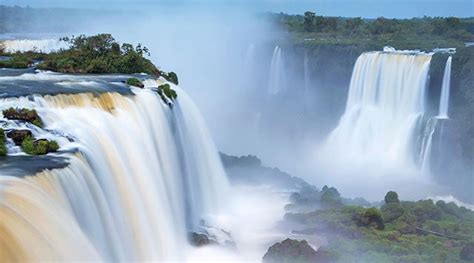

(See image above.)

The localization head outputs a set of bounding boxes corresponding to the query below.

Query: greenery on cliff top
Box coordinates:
[274,12,474,50]
[285,189,474,262]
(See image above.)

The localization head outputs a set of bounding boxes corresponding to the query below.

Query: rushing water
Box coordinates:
[0,77,229,261]
[438,56,452,119]
[325,50,432,170]
[268,46,284,95]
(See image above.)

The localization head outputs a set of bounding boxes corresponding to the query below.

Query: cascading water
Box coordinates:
[0,77,229,261]
[438,56,452,119]
[325,49,432,170]
[268,46,284,95]
[303,51,310,92]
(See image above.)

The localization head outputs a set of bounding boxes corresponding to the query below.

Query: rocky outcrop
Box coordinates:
[263,238,334,263]
[7,129,32,145]
[2,107,43,127]
[188,232,212,247]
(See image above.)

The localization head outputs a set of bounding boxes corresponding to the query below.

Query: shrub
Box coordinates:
[0,128,7,156]
[354,207,385,230]
[126,77,144,88]
[381,203,405,223]
[157,83,178,104]
[21,136,59,155]
[161,71,179,85]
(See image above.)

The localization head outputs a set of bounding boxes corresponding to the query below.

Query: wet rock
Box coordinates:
[2,107,43,127]
[263,238,334,263]
[7,129,32,145]
[189,232,211,247]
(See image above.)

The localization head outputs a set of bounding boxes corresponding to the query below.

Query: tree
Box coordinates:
[384,191,399,204]
[303,11,315,32]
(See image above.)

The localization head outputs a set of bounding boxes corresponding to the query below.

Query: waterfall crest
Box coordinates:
[0,87,229,261]
[325,51,432,169]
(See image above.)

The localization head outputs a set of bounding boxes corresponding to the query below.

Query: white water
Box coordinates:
[0,84,229,261]
[324,50,432,171]
[0,39,68,53]
[268,46,284,95]
[303,51,310,92]
[438,56,452,119]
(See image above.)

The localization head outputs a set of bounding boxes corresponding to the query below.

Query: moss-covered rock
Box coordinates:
[157,83,178,105]
[2,107,43,127]
[125,77,144,88]
[161,71,179,85]
[21,136,59,155]
[0,128,7,156]
[7,129,32,145]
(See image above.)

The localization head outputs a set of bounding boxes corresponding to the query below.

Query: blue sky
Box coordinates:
[3,0,473,18]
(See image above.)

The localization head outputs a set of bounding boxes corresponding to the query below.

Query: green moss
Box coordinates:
[161,71,179,85]
[21,136,59,155]
[157,83,178,105]
[2,107,43,127]
[0,128,7,156]
[126,77,144,88]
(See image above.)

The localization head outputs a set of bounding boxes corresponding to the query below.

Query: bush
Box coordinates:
[381,203,405,223]
[354,207,385,230]
[21,136,59,155]
[125,77,144,88]
[157,83,178,104]
[161,71,179,85]
[0,128,6,156]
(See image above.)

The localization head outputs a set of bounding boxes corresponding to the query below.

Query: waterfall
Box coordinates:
[438,56,452,119]
[303,51,310,92]
[0,85,229,261]
[0,39,68,53]
[325,50,432,169]
[268,46,284,94]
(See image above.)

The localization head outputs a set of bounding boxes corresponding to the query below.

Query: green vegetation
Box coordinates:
[285,190,474,262]
[33,34,160,75]
[2,107,43,127]
[275,12,474,50]
[157,83,178,105]
[21,136,59,155]
[161,71,179,85]
[126,77,144,88]
[0,128,7,156]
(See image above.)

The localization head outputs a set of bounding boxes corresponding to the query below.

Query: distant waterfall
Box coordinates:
[268,46,284,94]
[438,56,452,119]
[326,50,432,169]
[304,51,310,91]
[0,87,229,261]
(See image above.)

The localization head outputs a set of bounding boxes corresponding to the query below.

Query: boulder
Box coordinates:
[263,238,334,263]
[7,129,32,145]
[188,232,211,247]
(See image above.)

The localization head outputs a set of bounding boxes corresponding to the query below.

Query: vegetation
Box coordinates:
[274,13,474,50]
[157,83,178,105]
[21,136,59,155]
[285,190,474,262]
[32,34,160,75]
[2,107,43,127]
[161,71,179,85]
[0,128,7,156]
[126,77,144,88]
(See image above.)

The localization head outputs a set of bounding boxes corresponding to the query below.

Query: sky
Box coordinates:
[3,0,474,18]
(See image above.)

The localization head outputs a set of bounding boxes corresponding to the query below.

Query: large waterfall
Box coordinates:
[0,76,229,261]
[325,49,432,170]
[438,56,452,119]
